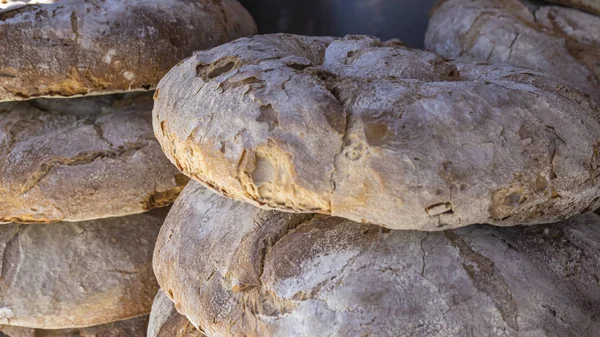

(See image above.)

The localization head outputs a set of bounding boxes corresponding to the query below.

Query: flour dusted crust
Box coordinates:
[0,93,188,223]
[426,0,600,103]
[0,209,166,329]
[153,34,600,230]
[0,0,256,102]
[153,182,600,337]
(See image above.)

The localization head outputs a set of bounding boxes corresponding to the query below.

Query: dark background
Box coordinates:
[238,0,440,48]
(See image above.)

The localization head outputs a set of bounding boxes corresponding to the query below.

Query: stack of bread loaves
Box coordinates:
[0,0,255,336]
[3,0,600,336]
[149,30,600,337]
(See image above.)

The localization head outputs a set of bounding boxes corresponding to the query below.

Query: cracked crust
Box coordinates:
[0,0,256,102]
[148,290,204,337]
[153,34,600,230]
[0,92,188,223]
[425,0,600,103]
[153,181,600,337]
[0,315,149,337]
[0,209,166,329]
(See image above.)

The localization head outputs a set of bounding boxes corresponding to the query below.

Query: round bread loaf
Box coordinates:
[0,209,165,329]
[148,290,203,337]
[153,34,600,230]
[426,0,600,103]
[153,182,600,337]
[0,315,149,337]
[0,92,188,223]
[0,0,256,102]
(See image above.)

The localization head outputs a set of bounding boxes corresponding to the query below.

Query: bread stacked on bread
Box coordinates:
[153,34,600,231]
[0,0,256,335]
[152,181,600,337]
[0,210,165,329]
[4,0,600,336]
[149,33,600,336]
[0,0,256,102]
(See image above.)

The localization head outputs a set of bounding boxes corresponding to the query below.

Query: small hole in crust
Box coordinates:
[207,61,235,79]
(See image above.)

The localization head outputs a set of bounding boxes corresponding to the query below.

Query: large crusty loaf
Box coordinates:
[0,209,165,329]
[425,0,600,103]
[148,290,204,337]
[153,182,600,337]
[0,0,256,102]
[0,315,149,337]
[153,34,600,231]
[0,92,188,223]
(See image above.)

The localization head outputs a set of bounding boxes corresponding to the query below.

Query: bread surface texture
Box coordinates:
[0,210,165,328]
[0,93,188,223]
[154,34,600,230]
[426,0,600,103]
[153,182,600,337]
[0,0,256,101]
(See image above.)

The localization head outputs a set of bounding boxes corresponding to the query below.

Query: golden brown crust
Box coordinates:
[0,0,256,102]
[0,93,188,223]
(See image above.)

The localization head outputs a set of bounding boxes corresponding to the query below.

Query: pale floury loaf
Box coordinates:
[153,182,600,337]
[426,0,600,103]
[0,210,165,329]
[0,93,188,223]
[0,0,256,102]
[153,34,600,230]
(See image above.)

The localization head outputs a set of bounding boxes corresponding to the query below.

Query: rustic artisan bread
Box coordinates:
[153,34,600,230]
[0,92,188,223]
[154,182,600,337]
[426,0,600,103]
[0,315,149,337]
[148,291,203,337]
[0,209,165,329]
[0,0,256,102]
